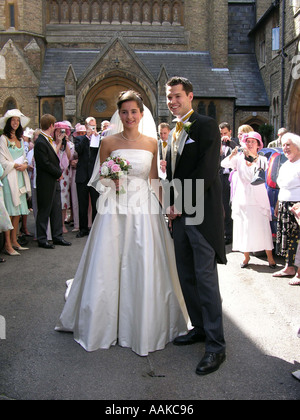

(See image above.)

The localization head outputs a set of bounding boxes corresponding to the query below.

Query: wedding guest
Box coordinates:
[0,109,31,255]
[53,122,72,233]
[74,117,100,238]
[237,124,253,145]
[0,162,13,262]
[219,122,237,245]
[229,124,254,203]
[22,127,34,155]
[26,129,41,239]
[20,127,35,236]
[158,123,170,160]
[68,123,85,232]
[34,114,71,249]
[100,120,110,136]
[219,122,238,148]
[158,123,170,177]
[221,131,276,268]
[273,133,300,278]
[288,202,300,286]
[268,127,288,148]
[165,76,226,375]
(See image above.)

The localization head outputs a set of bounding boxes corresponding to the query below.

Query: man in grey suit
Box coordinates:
[165,77,226,375]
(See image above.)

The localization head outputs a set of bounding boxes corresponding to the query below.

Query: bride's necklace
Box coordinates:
[121,131,141,142]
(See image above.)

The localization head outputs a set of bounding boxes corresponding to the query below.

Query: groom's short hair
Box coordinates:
[166,77,193,96]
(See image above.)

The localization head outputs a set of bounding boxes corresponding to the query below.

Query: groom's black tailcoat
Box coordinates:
[166,111,226,265]
[166,111,226,353]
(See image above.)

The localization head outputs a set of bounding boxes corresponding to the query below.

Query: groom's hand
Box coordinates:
[166,205,182,221]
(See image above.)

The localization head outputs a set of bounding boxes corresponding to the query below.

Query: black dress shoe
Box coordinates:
[173,328,206,346]
[38,242,55,249]
[196,352,226,376]
[76,230,89,238]
[53,239,72,246]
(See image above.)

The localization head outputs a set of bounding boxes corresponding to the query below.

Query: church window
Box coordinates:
[0,56,6,80]
[9,4,15,27]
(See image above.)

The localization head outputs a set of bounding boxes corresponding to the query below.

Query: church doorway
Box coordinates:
[80,76,153,128]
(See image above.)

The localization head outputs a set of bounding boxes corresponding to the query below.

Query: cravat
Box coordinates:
[172,109,194,174]
[43,133,56,151]
[162,141,168,148]
[175,121,184,134]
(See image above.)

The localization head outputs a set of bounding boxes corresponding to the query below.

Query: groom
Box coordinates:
[165,76,226,375]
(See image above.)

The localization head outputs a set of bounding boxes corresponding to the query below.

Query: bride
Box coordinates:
[55,90,188,356]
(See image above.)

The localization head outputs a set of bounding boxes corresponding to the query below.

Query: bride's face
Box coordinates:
[119,100,143,129]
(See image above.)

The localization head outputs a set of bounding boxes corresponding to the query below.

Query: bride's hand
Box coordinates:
[113,178,122,192]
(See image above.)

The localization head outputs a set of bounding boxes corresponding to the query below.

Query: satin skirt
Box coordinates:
[55,193,188,356]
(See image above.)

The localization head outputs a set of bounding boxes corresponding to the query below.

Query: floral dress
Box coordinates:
[57,149,70,210]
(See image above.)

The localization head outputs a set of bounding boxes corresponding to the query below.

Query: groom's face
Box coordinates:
[166,84,193,118]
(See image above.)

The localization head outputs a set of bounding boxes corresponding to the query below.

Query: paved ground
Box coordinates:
[0,213,299,401]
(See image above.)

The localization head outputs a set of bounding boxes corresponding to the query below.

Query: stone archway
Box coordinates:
[80,76,154,127]
[288,78,300,135]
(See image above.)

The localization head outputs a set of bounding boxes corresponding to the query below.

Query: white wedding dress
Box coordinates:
[55,149,188,356]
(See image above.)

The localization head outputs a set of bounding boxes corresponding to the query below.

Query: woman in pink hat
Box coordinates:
[221,131,276,269]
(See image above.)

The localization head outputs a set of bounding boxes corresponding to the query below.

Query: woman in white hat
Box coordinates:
[0,109,31,255]
[221,131,276,269]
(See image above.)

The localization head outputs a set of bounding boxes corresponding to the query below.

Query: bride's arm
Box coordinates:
[99,137,111,163]
[98,138,114,188]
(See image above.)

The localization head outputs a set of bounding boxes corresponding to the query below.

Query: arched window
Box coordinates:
[3,97,17,112]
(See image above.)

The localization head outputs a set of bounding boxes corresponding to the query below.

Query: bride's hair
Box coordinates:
[117,90,144,113]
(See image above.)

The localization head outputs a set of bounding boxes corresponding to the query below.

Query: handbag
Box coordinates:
[251,160,265,186]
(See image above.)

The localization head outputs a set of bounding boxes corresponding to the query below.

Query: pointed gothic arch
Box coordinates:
[80,74,154,125]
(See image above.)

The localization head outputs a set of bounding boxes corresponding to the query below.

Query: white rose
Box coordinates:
[101,165,109,176]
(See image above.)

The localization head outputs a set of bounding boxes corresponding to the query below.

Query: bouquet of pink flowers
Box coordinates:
[100,155,132,194]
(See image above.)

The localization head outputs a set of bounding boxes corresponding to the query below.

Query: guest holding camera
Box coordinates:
[53,122,71,233]
[221,131,276,269]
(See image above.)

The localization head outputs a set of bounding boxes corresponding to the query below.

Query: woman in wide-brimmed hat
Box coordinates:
[0,109,31,256]
[221,131,276,269]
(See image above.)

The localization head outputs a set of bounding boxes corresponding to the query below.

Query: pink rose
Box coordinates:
[111,164,121,173]
[107,160,115,168]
